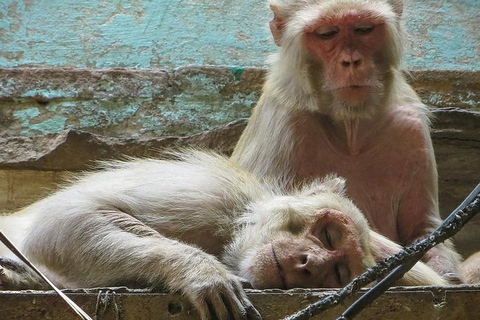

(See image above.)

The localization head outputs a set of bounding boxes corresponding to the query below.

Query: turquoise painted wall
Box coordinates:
[0,0,478,70]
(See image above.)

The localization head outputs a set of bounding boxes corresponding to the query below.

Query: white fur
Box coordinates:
[0,148,447,320]
[232,0,462,280]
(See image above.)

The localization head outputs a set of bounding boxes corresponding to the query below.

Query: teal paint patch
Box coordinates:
[231,92,258,110]
[458,91,477,108]
[46,105,58,112]
[0,0,273,68]
[404,1,479,70]
[9,100,143,136]
[138,114,160,136]
[29,116,67,135]
[79,115,100,128]
[63,100,141,128]
[13,107,40,126]
[426,25,475,68]
[2,0,478,70]
[23,89,68,99]
[229,67,245,81]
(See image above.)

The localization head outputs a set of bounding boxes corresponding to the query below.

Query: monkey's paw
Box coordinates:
[182,268,261,320]
[0,257,45,290]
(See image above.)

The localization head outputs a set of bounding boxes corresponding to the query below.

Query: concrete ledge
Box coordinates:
[1,285,480,320]
[1,67,478,139]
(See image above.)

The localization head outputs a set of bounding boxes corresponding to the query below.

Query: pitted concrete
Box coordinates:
[0,1,478,70]
[1,286,480,320]
[0,67,478,138]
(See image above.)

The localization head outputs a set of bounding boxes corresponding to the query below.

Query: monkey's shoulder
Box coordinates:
[386,103,431,137]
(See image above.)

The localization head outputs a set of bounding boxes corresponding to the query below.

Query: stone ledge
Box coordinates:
[0,119,246,171]
[0,108,478,171]
[1,67,478,139]
[1,285,480,320]
[0,68,478,110]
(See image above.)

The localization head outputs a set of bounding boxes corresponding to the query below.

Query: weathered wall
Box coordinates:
[0,1,479,257]
[0,1,479,318]
[0,0,478,70]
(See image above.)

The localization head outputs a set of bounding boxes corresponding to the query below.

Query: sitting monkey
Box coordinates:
[0,150,446,320]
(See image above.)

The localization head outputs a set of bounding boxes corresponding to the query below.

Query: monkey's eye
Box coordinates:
[321,228,334,249]
[354,24,375,35]
[335,264,351,287]
[319,223,342,250]
[314,26,339,39]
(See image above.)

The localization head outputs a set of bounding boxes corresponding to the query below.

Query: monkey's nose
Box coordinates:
[297,253,316,276]
[286,253,331,287]
[341,58,362,68]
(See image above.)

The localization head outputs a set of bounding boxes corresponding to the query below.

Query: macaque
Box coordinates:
[232,0,462,279]
[0,150,446,319]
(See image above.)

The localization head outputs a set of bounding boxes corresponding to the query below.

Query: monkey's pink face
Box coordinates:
[303,12,388,106]
[248,208,365,289]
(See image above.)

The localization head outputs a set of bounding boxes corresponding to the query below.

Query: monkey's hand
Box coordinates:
[422,244,465,284]
[163,247,261,320]
[0,257,47,290]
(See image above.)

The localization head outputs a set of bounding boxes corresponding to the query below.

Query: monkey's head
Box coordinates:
[266,0,405,120]
[223,176,377,289]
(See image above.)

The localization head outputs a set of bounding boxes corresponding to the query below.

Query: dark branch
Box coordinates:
[285,183,480,320]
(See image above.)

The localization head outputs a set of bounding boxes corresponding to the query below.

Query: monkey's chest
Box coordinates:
[294,143,412,241]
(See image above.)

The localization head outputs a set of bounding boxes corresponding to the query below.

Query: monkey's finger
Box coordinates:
[190,298,211,320]
[208,291,232,320]
[231,281,262,320]
[244,299,262,320]
[219,290,248,320]
[235,275,254,289]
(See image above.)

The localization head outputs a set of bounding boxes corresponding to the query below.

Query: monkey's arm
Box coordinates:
[396,120,462,281]
[4,207,260,320]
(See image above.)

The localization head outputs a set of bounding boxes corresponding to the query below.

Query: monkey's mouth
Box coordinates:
[333,85,371,103]
[336,85,368,90]
[271,245,287,290]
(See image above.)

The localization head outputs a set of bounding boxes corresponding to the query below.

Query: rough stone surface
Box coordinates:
[1,68,478,139]
[1,286,480,320]
[0,1,478,70]
[0,109,478,258]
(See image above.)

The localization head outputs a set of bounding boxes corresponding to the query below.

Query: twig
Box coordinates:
[285,183,480,320]
[0,231,93,320]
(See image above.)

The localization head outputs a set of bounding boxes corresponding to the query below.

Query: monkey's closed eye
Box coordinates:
[335,264,351,287]
[354,24,375,35]
[314,26,339,39]
[319,223,342,249]
[321,228,334,249]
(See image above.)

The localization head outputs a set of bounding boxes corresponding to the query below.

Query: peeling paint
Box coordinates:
[1,67,477,138]
[13,107,40,127]
[0,1,478,70]
[28,116,67,135]
[405,1,479,70]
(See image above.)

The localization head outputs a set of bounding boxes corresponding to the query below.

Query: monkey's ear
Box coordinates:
[303,175,346,195]
[388,0,403,16]
[269,5,285,46]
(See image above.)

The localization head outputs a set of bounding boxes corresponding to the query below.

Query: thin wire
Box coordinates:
[0,231,93,320]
